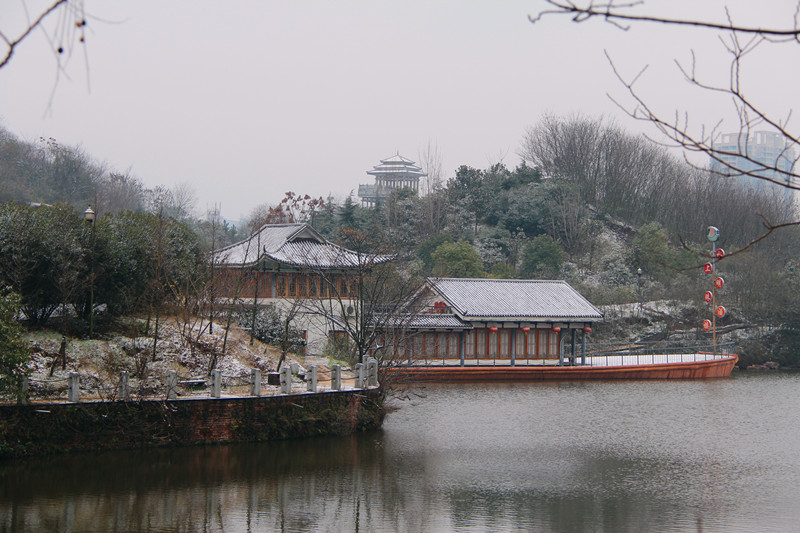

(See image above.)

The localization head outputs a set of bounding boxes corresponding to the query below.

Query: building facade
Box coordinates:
[212,223,391,352]
[711,131,797,197]
[378,278,604,364]
[358,154,426,207]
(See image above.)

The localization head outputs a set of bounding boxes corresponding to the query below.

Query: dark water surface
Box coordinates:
[2,372,799,532]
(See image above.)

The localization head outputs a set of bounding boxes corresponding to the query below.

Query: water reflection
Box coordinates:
[1,372,799,532]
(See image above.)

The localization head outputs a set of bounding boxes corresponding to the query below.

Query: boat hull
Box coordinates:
[386,355,738,383]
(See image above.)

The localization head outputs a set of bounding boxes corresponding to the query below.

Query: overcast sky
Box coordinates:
[2,1,797,220]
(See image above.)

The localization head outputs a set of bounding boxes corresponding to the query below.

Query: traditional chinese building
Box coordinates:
[357,154,426,207]
[212,223,392,352]
[380,278,603,364]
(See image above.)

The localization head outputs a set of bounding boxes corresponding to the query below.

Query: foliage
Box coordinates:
[630,222,674,277]
[431,241,485,278]
[0,202,205,335]
[490,262,516,279]
[0,286,30,402]
[519,235,566,279]
[417,234,454,275]
[233,305,305,352]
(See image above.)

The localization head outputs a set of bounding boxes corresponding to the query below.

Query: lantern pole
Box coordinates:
[711,239,717,355]
[705,226,725,356]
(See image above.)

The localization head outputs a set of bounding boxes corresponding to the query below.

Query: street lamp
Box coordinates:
[84,206,96,338]
[636,268,643,315]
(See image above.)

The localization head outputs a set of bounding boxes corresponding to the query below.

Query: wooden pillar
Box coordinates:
[510,328,516,366]
[569,329,575,365]
[459,330,465,366]
[581,329,587,365]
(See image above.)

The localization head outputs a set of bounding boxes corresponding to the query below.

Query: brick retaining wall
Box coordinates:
[0,388,385,458]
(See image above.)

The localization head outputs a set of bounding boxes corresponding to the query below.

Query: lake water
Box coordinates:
[1,372,799,532]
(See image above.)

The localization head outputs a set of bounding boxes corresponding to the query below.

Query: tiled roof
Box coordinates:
[382,313,471,330]
[212,223,393,269]
[366,153,426,177]
[427,278,603,321]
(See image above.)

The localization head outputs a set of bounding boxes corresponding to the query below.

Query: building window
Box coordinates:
[464,330,475,358]
[308,276,318,296]
[548,331,560,357]
[288,274,296,297]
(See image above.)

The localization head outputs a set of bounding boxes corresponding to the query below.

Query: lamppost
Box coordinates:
[636,267,643,316]
[84,206,95,338]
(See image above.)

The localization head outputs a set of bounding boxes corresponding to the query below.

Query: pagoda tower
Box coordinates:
[358,154,427,207]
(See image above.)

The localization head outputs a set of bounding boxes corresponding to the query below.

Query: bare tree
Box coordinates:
[529,1,800,251]
[95,172,145,214]
[418,140,448,235]
[246,192,326,233]
[296,228,419,365]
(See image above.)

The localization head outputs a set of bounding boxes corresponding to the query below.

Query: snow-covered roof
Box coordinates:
[427,278,603,322]
[212,223,393,269]
[381,313,472,330]
[366,153,427,178]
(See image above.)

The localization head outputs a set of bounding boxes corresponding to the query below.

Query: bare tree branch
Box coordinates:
[531,0,800,194]
[530,0,800,38]
[0,0,69,70]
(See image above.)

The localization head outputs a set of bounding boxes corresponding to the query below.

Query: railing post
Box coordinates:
[251,368,261,397]
[280,365,292,394]
[331,364,342,390]
[19,376,30,405]
[166,370,177,400]
[367,357,379,387]
[68,372,80,402]
[211,369,222,398]
[354,363,363,388]
[306,365,318,392]
[119,371,130,401]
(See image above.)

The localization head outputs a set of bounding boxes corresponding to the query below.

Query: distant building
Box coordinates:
[378,278,603,364]
[211,223,393,352]
[358,154,426,207]
[710,131,796,196]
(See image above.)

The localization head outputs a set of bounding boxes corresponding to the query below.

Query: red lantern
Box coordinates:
[704,291,713,303]
[716,306,726,318]
[702,319,712,331]
[552,326,561,333]
[703,263,713,274]
[583,326,592,333]
[714,277,724,290]
[489,326,499,333]
[521,326,531,333]
[715,248,725,259]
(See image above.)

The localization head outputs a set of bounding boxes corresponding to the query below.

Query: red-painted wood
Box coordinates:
[386,355,738,382]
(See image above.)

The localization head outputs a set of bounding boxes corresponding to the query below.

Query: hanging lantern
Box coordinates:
[704,291,713,303]
[715,248,726,259]
[703,263,713,274]
[489,326,499,333]
[714,277,724,290]
[552,326,561,333]
[521,326,531,333]
[703,319,712,331]
[583,326,592,333]
[716,306,726,318]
